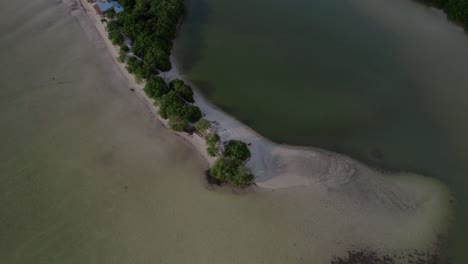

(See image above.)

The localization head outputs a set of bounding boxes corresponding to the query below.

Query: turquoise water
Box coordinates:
[174,0,468,262]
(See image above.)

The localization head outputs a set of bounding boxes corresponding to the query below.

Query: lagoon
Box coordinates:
[2,1,446,263]
[175,0,468,262]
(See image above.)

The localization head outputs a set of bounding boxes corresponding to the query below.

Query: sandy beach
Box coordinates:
[77,0,454,260]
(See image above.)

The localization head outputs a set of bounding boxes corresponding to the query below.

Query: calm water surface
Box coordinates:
[0,0,403,263]
[174,0,468,262]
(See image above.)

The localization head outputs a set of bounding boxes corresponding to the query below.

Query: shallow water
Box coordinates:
[0,0,444,263]
[174,0,468,262]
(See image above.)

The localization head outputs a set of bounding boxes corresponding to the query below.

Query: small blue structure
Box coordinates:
[110,1,124,14]
[96,1,124,14]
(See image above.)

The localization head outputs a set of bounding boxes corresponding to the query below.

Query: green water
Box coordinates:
[174,0,468,262]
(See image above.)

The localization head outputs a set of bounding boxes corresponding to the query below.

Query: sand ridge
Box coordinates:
[76,0,453,260]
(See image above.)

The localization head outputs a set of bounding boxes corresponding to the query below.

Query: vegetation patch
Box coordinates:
[419,0,468,29]
[144,76,170,99]
[205,133,220,157]
[107,20,124,46]
[195,119,211,135]
[118,47,127,62]
[117,0,184,74]
[103,0,255,187]
[170,79,195,103]
[224,140,251,162]
[209,140,253,187]
[210,157,254,187]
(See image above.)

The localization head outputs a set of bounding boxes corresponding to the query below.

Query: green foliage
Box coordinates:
[118,48,127,62]
[121,45,130,52]
[207,145,218,157]
[210,158,254,186]
[144,76,170,99]
[118,0,185,76]
[419,0,468,27]
[159,91,185,119]
[107,20,124,45]
[195,119,210,134]
[107,20,119,31]
[168,115,189,131]
[234,165,255,186]
[210,157,240,181]
[206,133,220,145]
[209,139,254,186]
[118,0,136,9]
[135,71,144,84]
[100,18,107,23]
[126,56,150,82]
[205,133,220,157]
[106,11,115,19]
[109,28,124,45]
[182,105,202,123]
[108,0,256,185]
[170,79,194,103]
[224,140,251,162]
[159,91,201,124]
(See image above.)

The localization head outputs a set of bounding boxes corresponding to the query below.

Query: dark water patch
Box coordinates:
[175,0,211,72]
[175,0,468,261]
[332,236,449,264]
[191,79,216,97]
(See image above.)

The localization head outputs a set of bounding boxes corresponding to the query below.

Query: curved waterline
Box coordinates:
[65,0,457,262]
[174,0,467,261]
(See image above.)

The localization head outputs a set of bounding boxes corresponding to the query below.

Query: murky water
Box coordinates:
[0,0,441,263]
[174,0,468,262]
[0,0,460,263]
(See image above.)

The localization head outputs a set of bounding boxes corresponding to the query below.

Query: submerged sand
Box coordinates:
[76,0,453,261]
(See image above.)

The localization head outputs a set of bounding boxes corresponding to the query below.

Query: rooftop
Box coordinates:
[111,1,124,13]
[96,1,124,14]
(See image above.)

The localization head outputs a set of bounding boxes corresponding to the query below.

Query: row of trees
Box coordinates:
[420,0,468,27]
[145,78,253,186]
[143,77,202,131]
[107,1,254,187]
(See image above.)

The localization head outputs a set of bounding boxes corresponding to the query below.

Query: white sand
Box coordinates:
[77,0,453,259]
[76,0,360,189]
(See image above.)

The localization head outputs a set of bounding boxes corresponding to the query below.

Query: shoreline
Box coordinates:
[77,0,454,259]
[76,0,405,190]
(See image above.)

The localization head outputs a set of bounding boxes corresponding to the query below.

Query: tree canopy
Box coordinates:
[195,119,211,134]
[170,79,195,103]
[224,140,251,162]
[144,76,170,99]
[420,0,468,28]
[117,0,184,75]
[168,115,189,131]
[205,133,220,157]
[159,91,186,119]
[108,21,124,45]
[107,0,256,186]
[158,91,202,131]
[210,157,254,186]
[209,139,253,186]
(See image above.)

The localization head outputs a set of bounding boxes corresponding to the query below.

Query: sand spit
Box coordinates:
[76,0,453,261]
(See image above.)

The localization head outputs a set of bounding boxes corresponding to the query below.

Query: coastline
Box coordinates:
[77,0,217,167]
[78,0,454,260]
